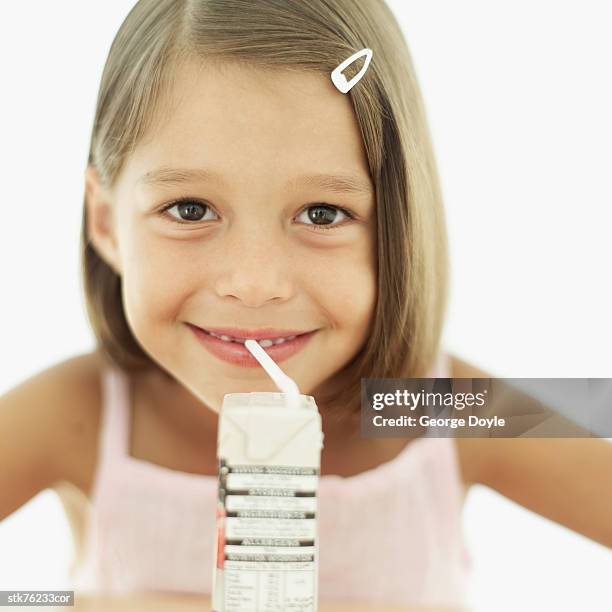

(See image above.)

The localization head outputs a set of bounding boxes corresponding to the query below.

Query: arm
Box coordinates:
[450,354,612,549]
[484,437,612,549]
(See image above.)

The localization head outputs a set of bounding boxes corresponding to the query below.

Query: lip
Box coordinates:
[198,326,313,340]
[187,323,319,367]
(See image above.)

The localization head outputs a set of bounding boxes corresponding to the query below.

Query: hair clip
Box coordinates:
[331,48,373,93]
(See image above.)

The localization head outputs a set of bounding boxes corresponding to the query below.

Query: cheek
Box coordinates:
[332,272,375,332]
[304,244,377,330]
[120,231,205,337]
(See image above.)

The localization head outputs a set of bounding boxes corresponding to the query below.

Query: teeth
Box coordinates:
[206,330,298,345]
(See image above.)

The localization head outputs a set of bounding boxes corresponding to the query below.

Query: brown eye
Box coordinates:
[162,199,217,223]
[297,204,353,231]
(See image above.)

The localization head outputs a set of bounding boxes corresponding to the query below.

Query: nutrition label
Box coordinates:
[214,459,319,612]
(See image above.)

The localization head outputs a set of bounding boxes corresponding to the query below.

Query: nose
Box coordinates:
[214,225,293,308]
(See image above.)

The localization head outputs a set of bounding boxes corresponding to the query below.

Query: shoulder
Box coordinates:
[27,351,105,496]
[447,353,490,379]
[446,353,500,488]
[0,351,106,519]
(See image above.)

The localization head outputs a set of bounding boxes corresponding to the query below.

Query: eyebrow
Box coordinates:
[138,166,374,197]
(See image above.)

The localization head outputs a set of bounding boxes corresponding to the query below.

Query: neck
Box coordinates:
[133,366,219,434]
[135,365,360,443]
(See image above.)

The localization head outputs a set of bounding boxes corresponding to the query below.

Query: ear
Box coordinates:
[84,165,122,275]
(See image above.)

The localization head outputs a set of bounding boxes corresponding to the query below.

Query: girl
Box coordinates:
[1,0,610,607]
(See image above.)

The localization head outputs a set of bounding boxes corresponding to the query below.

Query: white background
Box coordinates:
[0,1,610,610]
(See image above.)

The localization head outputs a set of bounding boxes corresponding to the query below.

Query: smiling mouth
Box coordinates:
[188,324,319,367]
[188,323,319,346]
[201,329,300,347]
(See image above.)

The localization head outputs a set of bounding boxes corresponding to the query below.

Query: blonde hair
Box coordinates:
[81,0,449,417]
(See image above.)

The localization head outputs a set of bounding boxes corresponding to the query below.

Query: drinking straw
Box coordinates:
[244,339,301,410]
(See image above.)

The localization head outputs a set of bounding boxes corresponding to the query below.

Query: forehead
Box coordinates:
[125,58,371,189]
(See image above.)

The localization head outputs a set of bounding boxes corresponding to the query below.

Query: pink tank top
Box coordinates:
[69,353,471,606]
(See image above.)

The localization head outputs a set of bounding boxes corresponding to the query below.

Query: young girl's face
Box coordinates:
[97,59,377,412]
